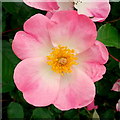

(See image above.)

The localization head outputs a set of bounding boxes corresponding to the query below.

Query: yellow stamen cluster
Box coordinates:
[47,45,78,75]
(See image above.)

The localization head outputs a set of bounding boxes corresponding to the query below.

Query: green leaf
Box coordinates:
[10,91,27,105]
[7,102,24,118]
[97,23,120,48]
[110,2,120,18]
[2,41,20,93]
[79,109,91,120]
[106,57,118,71]
[2,3,23,15]
[2,56,15,93]
[115,20,120,30]
[63,109,78,120]
[100,109,115,120]
[32,108,54,119]
[3,41,20,65]
[2,11,6,32]
[3,2,46,30]
[50,105,62,114]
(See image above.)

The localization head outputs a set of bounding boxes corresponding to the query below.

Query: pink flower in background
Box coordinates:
[111,79,120,92]
[23,0,110,22]
[86,100,98,111]
[111,79,120,112]
[12,11,108,110]
[116,99,120,112]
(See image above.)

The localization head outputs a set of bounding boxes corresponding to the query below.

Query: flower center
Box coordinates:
[47,45,78,75]
[58,57,67,65]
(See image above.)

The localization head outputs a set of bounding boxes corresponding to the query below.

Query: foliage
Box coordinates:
[2,2,120,120]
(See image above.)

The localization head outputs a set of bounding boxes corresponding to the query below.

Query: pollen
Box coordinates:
[47,45,78,75]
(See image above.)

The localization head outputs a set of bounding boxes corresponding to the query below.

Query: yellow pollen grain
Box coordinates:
[47,45,78,75]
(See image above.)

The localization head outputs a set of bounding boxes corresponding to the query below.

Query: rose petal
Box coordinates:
[49,11,97,53]
[111,79,120,92]
[116,99,120,112]
[12,31,52,60]
[78,41,108,82]
[81,63,106,82]
[86,100,98,111]
[54,68,95,110]
[24,14,53,45]
[46,11,54,19]
[78,41,109,64]
[14,57,60,106]
[23,0,59,11]
[74,0,110,22]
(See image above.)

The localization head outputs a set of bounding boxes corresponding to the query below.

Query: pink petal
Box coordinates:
[23,0,110,22]
[53,68,95,110]
[116,99,120,112]
[46,2,74,19]
[77,41,108,82]
[81,63,106,82]
[23,0,59,11]
[89,1,110,22]
[23,14,53,44]
[46,11,54,19]
[86,100,98,111]
[14,57,60,106]
[111,79,120,92]
[78,41,109,64]
[75,0,110,22]
[49,11,97,53]
[12,31,52,60]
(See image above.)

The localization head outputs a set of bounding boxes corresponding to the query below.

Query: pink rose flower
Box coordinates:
[86,100,98,111]
[116,99,120,112]
[23,0,110,22]
[111,79,120,92]
[12,11,108,110]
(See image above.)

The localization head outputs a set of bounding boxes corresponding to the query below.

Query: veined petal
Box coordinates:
[12,31,53,60]
[54,68,95,110]
[78,41,109,64]
[14,57,60,106]
[24,14,54,45]
[80,63,106,82]
[49,11,97,53]
[78,41,108,82]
